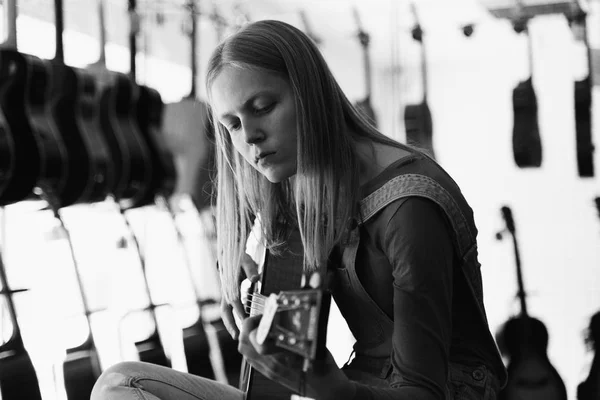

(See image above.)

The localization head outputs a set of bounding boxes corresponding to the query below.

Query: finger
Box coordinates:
[241,253,260,282]
[220,299,240,340]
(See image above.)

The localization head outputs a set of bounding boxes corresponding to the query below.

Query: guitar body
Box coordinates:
[578,312,600,400]
[72,68,113,202]
[0,50,41,204]
[136,85,176,198]
[63,333,102,400]
[99,74,152,207]
[404,101,435,157]
[47,60,96,206]
[574,77,594,177]
[512,77,542,168]
[242,228,305,400]
[498,316,567,400]
[0,253,43,400]
[25,56,69,193]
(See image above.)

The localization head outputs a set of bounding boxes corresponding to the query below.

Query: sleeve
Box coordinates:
[351,197,455,400]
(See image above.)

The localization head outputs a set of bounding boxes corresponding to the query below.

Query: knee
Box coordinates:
[91,361,143,400]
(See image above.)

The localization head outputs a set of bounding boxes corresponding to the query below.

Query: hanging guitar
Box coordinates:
[41,191,102,400]
[239,227,332,400]
[510,4,542,168]
[39,0,110,208]
[162,0,215,212]
[495,205,566,400]
[567,3,595,178]
[577,197,600,399]
[404,1,435,158]
[352,7,377,127]
[86,0,153,210]
[129,0,177,203]
[0,0,44,206]
[577,309,600,400]
[0,250,43,400]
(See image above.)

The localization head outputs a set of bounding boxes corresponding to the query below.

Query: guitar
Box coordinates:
[42,191,102,400]
[162,0,215,212]
[43,0,111,207]
[510,4,543,168]
[352,7,377,127]
[577,310,600,399]
[239,227,332,400]
[404,1,435,158]
[0,250,43,399]
[87,0,153,210]
[577,197,600,399]
[0,0,41,205]
[496,205,566,400]
[567,3,595,178]
[129,0,177,202]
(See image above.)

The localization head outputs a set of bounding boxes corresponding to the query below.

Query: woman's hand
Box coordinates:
[238,315,356,400]
[221,253,260,340]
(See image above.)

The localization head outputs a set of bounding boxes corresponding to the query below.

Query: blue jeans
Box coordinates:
[91,362,244,400]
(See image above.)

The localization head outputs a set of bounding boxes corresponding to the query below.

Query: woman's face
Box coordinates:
[210,66,298,183]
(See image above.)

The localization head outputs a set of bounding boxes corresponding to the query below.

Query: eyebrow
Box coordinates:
[218,90,274,121]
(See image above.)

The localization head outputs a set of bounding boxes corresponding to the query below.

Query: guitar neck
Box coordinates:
[2,0,18,50]
[54,0,65,62]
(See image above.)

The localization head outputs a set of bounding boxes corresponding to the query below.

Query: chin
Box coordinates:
[263,169,296,184]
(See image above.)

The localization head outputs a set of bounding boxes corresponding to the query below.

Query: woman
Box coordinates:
[91,19,507,400]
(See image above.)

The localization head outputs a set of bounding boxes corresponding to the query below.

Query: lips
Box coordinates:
[255,151,275,163]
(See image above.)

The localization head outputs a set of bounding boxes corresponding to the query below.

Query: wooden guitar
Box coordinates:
[510,4,543,168]
[41,191,102,400]
[0,0,42,205]
[577,197,600,399]
[578,311,600,400]
[53,0,113,204]
[129,0,177,203]
[239,228,332,400]
[567,3,595,178]
[352,7,377,127]
[87,0,153,210]
[404,1,435,158]
[0,249,43,399]
[496,205,566,400]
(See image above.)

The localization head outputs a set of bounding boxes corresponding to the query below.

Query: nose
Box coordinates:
[242,118,265,145]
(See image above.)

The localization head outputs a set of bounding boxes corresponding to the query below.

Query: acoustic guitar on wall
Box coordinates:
[567,1,595,178]
[577,197,600,399]
[495,205,566,400]
[510,2,543,168]
[404,1,435,158]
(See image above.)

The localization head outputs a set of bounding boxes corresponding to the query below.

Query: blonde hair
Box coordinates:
[206,20,410,302]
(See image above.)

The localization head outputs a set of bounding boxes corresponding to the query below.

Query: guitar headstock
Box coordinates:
[256,288,329,362]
